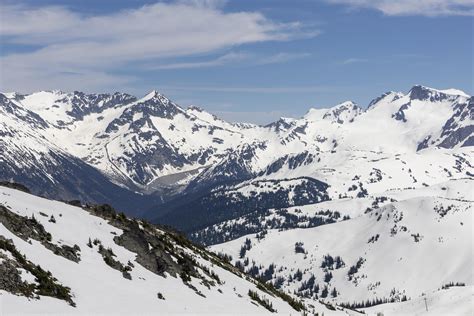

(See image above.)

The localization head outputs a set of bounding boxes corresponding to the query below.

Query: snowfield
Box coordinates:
[364,285,474,315]
[211,179,473,313]
[0,186,312,315]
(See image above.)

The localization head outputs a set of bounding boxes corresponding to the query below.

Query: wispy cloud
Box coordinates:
[151,51,311,70]
[255,52,312,65]
[0,1,318,92]
[340,57,368,65]
[326,0,474,16]
[151,52,249,70]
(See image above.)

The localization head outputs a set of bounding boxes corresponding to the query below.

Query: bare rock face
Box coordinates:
[0,205,81,263]
[0,254,31,296]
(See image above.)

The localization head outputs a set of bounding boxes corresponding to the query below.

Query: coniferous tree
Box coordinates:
[239,246,247,258]
[294,269,303,281]
[314,283,320,294]
[324,271,333,283]
[321,285,328,298]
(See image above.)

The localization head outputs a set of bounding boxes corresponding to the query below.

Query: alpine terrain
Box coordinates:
[0,184,314,314]
[0,85,473,314]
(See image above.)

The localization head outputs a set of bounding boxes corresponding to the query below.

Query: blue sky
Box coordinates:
[1,0,472,123]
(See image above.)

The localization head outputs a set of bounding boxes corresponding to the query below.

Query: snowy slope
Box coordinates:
[0,93,159,213]
[363,285,474,316]
[211,179,473,312]
[0,185,332,315]
[148,85,472,234]
[158,146,472,244]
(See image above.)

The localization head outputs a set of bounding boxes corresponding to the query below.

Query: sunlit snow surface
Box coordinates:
[0,85,472,314]
[0,186,308,315]
[211,179,473,314]
[2,85,471,189]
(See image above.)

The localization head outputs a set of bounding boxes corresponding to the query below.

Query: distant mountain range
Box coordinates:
[1,85,471,223]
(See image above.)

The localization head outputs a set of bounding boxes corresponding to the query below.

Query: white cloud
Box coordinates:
[326,0,474,16]
[0,1,317,92]
[150,52,249,70]
[151,51,311,70]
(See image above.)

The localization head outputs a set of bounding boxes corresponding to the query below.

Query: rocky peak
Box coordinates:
[187,105,204,112]
[265,117,295,131]
[322,101,363,124]
[58,91,136,122]
[135,90,185,119]
[0,93,48,129]
[408,85,467,102]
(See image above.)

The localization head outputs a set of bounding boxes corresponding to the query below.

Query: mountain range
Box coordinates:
[1,85,471,227]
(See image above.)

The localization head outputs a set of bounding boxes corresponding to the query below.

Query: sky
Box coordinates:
[0,0,473,124]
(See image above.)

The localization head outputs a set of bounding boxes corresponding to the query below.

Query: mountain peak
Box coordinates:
[335,100,356,107]
[408,85,436,99]
[328,100,360,112]
[125,90,186,121]
[187,105,204,112]
[408,85,469,101]
[322,101,362,124]
[142,89,162,101]
[303,108,328,121]
[138,90,174,106]
[1,92,23,99]
[265,116,295,131]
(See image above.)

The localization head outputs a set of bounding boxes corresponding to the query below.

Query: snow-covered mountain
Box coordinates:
[2,183,470,315]
[0,93,159,213]
[0,84,473,314]
[151,86,472,242]
[0,184,317,314]
[211,178,473,312]
[0,84,472,227]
